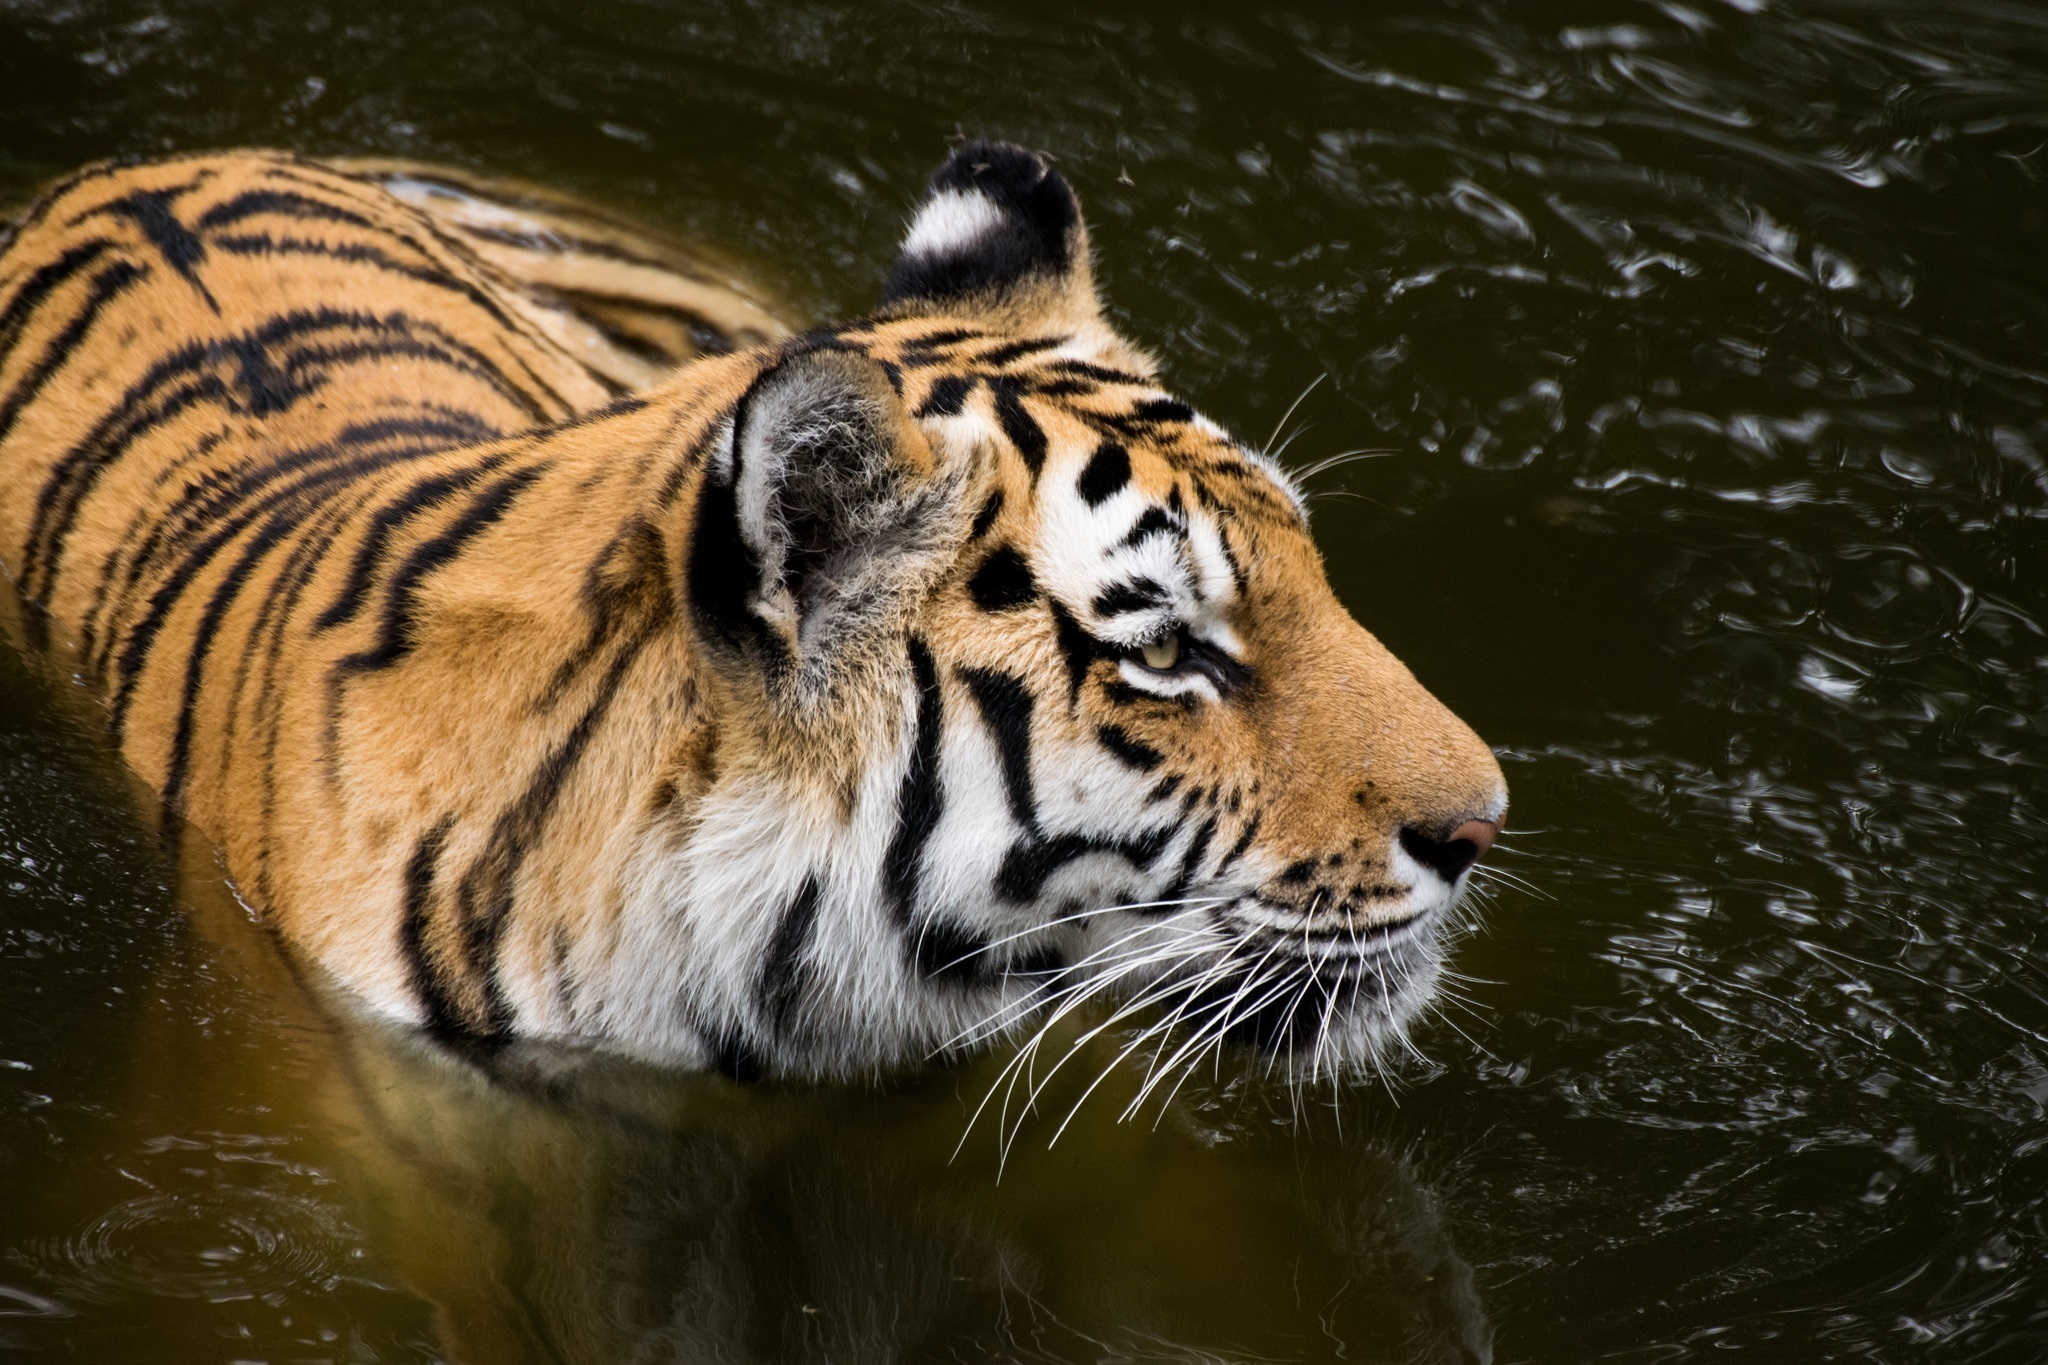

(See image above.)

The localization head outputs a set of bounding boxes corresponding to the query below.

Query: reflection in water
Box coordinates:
[130,846,1490,1365]
[322,1033,1490,1364]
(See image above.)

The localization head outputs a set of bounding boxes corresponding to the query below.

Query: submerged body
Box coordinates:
[0,143,1505,1079]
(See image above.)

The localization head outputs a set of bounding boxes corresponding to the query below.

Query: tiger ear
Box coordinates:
[689,347,969,704]
[880,140,1102,330]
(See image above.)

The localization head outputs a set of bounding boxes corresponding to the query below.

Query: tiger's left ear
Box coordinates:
[689,346,972,707]
[880,140,1104,333]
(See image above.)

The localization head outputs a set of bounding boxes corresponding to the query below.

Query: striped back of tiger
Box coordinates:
[336,157,788,388]
[0,149,785,657]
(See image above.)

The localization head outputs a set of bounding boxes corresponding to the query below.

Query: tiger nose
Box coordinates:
[1397,818,1500,884]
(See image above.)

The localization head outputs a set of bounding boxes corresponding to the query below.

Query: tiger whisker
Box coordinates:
[936,895,1232,975]
[1043,951,1244,1148]
[941,916,1198,1051]
[962,927,1222,1163]
[1134,926,1284,1102]
[1130,950,1303,1121]
[1308,944,1349,1086]
[1291,447,1397,484]
[991,952,1215,1166]
[1468,865,1550,899]
[1259,372,1326,459]
[1013,937,1227,1124]
[1147,960,1310,1124]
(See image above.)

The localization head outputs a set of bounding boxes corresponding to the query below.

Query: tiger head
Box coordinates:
[661,142,1506,1081]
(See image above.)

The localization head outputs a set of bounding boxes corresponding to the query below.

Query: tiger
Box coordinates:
[0,140,1507,1082]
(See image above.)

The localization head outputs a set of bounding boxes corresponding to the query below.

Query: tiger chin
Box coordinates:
[0,140,1507,1085]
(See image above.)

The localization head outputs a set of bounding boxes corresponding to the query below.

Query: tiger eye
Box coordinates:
[1142,635,1180,671]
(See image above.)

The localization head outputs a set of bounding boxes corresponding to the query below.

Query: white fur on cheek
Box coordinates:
[901,189,1008,261]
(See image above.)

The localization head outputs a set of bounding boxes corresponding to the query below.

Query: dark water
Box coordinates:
[3,0,2047,1360]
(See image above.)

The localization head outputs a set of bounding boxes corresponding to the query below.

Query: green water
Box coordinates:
[3,0,2047,1360]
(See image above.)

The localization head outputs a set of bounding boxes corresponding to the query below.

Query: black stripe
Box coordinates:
[26,306,542,603]
[0,237,115,376]
[331,411,497,448]
[305,436,506,642]
[966,545,1037,612]
[914,372,976,418]
[969,490,1005,540]
[1077,440,1131,506]
[1096,723,1164,771]
[157,473,344,812]
[1042,358,1145,385]
[905,327,982,348]
[995,827,1177,903]
[237,499,366,907]
[76,394,278,670]
[881,638,945,922]
[896,327,983,366]
[399,815,463,1035]
[990,376,1047,474]
[1215,813,1262,876]
[976,335,1065,367]
[685,455,762,656]
[1190,463,1296,526]
[1104,677,1196,711]
[1169,816,1220,896]
[452,617,658,1035]
[78,185,214,308]
[87,403,488,675]
[211,421,487,802]
[209,233,580,417]
[0,159,137,246]
[1049,600,1106,704]
[549,393,648,432]
[5,259,153,590]
[275,159,613,373]
[1092,578,1169,617]
[551,285,743,341]
[330,463,548,678]
[913,915,993,983]
[1215,520,1250,593]
[312,459,549,775]
[552,293,710,375]
[535,518,671,711]
[1120,506,1177,548]
[758,875,823,1030]
[194,187,379,232]
[959,666,1039,835]
[1134,398,1194,425]
[548,925,576,1019]
[287,331,555,422]
[106,428,489,735]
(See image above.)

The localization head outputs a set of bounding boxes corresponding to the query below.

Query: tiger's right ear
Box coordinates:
[880,140,1103,333]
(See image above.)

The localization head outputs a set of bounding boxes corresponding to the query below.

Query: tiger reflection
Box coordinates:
[173,831,1495,1365]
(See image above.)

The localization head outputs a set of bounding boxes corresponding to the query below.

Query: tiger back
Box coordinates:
[0,142,1507,1082]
